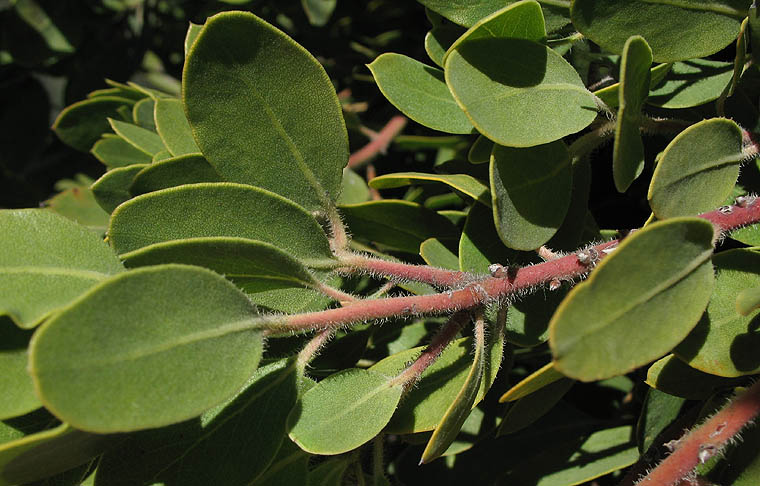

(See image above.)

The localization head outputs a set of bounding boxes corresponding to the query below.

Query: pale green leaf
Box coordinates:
[571,0,750,62]
[108,183,335,264]
[369,171,490,206]
[90,135,153,169]
[154,98,201,156]
[184,22,203,55]
[648,59,734,108]
[499,362,564,402]
[302,0,336,26]
[674,249,760,377]
[445,37,597,147]
[737,285,760,315]
[593,62,672,109]
[490,141,572,250]
[646,354,735,400]
[132,97,155,130]
[107,118,166,156]
[183,11,348,210]
[287,369,403,454]
[0,209,123,328]
[368,53,473,134]
[29,265,263,432]
[425,25,463,67]
[613,35,652,192]
[550,218,715,381]
[420,238,459,270]
[648,118,743,218]
[91,164,146,213]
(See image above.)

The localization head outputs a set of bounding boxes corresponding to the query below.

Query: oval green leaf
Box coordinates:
[129,154,221,195]
[91,135,153,169]
[425,25,463,67]
[550,218,715,381]
[154,98,201,156]
[108,183,334,264]
[0,320,39,420]
[0,209,123,328]
[287,368,403,455]
[369,171,490,207]
[420,238,459,270]
[499,362,565,403]
[468,135,493,164]
[613,35,652,193]
[646,354,736,400]
[648,59,734,108]
[183,11,348,210]
[368,53,473,134]
[53,97,133,152]
[737,285,760,316]
[107,118,166,156]
[490,141,572,250]
[674,249,760,377]
[132,97,155,130]
[445,37,597,147]
[648,118,743,219]
[29,264,264,432]
[91,164,146,213]
[571,0,749,62]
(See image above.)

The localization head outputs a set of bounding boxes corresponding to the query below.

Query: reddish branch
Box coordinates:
[347,115,407,169]
[634,380,760,486]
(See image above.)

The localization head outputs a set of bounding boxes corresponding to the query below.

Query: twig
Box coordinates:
[348,116,407,169]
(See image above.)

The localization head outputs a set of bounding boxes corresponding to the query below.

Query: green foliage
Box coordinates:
[4,2,760,485]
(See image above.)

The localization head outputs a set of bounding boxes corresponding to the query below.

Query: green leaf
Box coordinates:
[648,118,743,219]
[108,118,166,156]
[337,168,370,205]
[593,62,672,109]
[0,209,123,328]
[445,37,597,147]
[94,359,299,486]
[499,362,564,403]
[646,354,735,400]
[443,1,546,64]
[420,238,459,270]
[287,368,403,454]
[91,164,146,213]
[545,158,593,252]
[498,377,574,435]
[339,200,459,254]
[458,203,523,274]
[183,11,348,210]
[370,332,503,434]
[506,289,568,346]
[648,59,734,108]
[307,457,351,486]
[425,25,463,67]
[490,141,572,250]
[153,98,201,156]
[13,0,75,53]
[53,97,133,152]
[501,425,638,485]
[44,178,110,235]
[674,249,760,377]
[613,35,652,192]
[369,171,490,206]
[29,265,264,432]
[636,388,686,453]
[0,320,39,420]
[90,135,153,169]
[550,218,715,381]
[0,423,110,486]
[121,237,322,293]
[419,0,568,29]
[368,53,473,134]
[421,318,485,463]
[129,154,221,195]
[571,0,750,62]
[184,22,203,55]
[467,135,493,164]
[108,183,335,264]
[132,97,156,130]
[737,285,760,315]
[302,0,336,26]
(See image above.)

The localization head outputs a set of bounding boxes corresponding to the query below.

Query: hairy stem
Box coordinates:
[634,380,760,486]
[347,115,407,169]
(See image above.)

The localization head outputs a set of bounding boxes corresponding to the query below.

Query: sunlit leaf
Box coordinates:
[154,98,200,156]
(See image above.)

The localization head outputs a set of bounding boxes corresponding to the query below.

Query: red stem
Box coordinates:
[635,380,760,486]
[347,115,407,169]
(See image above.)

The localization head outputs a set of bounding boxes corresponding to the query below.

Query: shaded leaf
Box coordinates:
[108,183,335,264]
[499,362,564,403]
[613,35,652,192]
[302,0,336,26]
[646,354,736,399]
[339,200,459,254]
[571,0,750,62]
[129,154,221,195]
[90,135,153,169]
[30,265,263,432]
[287,369,403,454]
[636,388,686,453]
[183,11,348,210]
[44,178,109,235]
[132,97,155,130]
[593,62,672,109]
[468,135,493,164]
[458,203,523,274]
[368,53,473,134]
[250,440,309,486]
[445,37,597,147]
[307,457,351,486]
[369,171,490,206]
[421,318,486,463]
[0,209,123,328]
[674,249,760,377]
[91,164,146,213]
[420,238,459,270]
[648,59,734,108]
[53,97,133,152]
[737,285,760,315]
[490,141,572,250]
[550,218,715,381]
[648,118,743,218]
[0,320,38,420]
[498,377,574,435]
[425,25,463,67]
